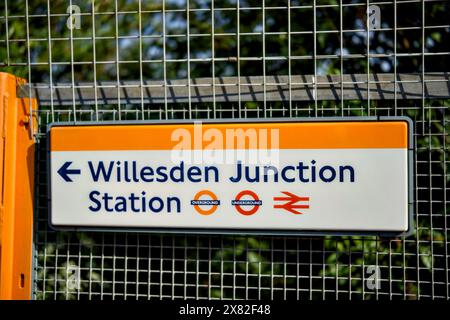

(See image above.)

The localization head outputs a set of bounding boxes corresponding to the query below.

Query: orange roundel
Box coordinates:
[193,190,219,216]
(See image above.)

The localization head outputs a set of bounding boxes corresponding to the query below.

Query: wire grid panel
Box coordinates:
[0,0,448,299]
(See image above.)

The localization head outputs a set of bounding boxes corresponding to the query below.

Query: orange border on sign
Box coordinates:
[50,121,408,151]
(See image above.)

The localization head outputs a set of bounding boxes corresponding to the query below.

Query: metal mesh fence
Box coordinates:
[0,0,448,299]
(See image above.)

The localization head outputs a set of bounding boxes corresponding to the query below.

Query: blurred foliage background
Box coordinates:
[0,0,449,299]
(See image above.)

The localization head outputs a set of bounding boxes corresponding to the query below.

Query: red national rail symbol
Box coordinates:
[273,191,310,215]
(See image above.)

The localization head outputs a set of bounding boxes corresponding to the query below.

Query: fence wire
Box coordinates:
[0,0,448,299]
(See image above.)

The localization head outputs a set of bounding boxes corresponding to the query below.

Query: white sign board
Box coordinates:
[49,119,413,236]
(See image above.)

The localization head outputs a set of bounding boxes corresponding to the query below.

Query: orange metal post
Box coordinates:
[0,72,37,299]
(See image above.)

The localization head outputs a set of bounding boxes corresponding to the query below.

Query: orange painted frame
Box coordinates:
[0,72,37,299]
[50,121,408,151]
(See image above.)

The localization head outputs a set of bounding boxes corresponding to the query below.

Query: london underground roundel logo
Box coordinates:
[191,190,220,215]
[231,190,262,216]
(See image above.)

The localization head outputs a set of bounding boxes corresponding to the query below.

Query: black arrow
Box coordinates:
[57,161,81,182]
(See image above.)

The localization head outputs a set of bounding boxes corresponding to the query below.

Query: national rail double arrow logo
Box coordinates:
[273,191,310,214]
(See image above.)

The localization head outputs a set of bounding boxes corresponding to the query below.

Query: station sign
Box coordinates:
[48,118,413,236]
